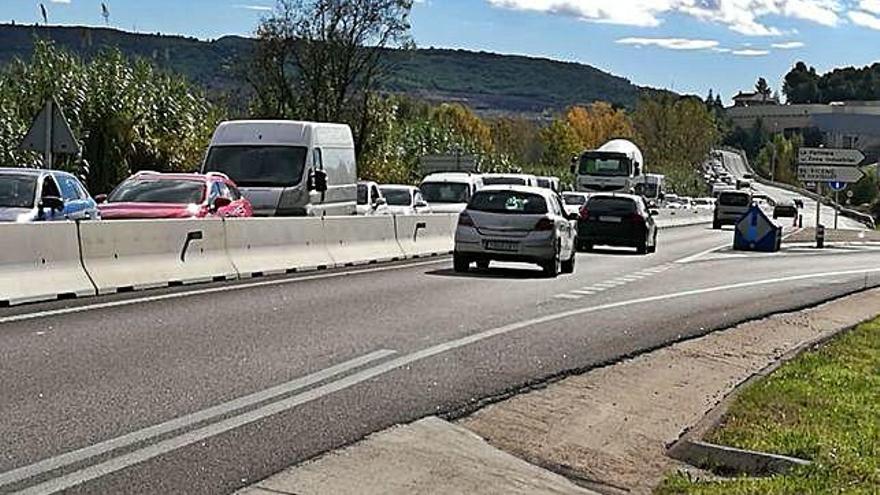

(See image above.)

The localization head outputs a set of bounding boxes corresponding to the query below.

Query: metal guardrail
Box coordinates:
[719,147,876,229]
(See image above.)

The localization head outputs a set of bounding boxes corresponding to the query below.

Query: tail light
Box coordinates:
[458,211,474,227]
[534,217,555,231]
[579,205,590,220]
[625,213,645,225]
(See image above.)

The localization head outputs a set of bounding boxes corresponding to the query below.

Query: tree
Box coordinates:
[563,102,634,151]
[755,77,772,101]
[250,0,414,156]
[0,41,220,193]
[538,119,579,172]
[783,62,820,103]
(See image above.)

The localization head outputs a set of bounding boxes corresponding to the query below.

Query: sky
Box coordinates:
[2,0,879,104]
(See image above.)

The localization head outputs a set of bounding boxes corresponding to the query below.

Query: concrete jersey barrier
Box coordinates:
[322,215,404,266]
[224,217,334,277]
[79,219,237,294]
[0,222,96,306]
[395,214,457,258]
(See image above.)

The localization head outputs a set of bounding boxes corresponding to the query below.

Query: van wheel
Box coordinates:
[453,255,470,273]
[561,251,576,274]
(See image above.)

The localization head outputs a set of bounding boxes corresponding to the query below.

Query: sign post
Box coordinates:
[18,98,80,169]
[798,147,867,246]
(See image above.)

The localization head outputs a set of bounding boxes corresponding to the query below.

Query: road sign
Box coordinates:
[734,205,781,252]
[419,154,478,174]
[798,147,865,166]
[797,165,865,183]
[19,98,80,169]
[828,181,847,191]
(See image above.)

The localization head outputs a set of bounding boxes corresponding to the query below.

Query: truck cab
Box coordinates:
[572,139,644,194]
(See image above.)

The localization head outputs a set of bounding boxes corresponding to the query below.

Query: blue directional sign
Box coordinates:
[828,181,846,191]
[734,205,781,252]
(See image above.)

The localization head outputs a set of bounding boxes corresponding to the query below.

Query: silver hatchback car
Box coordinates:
[454,186,578,277]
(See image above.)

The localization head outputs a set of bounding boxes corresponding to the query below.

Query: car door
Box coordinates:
[37,175,65,221]
[55,174,91,220]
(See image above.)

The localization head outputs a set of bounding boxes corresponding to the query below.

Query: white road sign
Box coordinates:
[797,165,865,183]
[798,147,865,166]
[419,154,478,174]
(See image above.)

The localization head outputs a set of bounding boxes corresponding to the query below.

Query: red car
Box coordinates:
[98,171,253,219]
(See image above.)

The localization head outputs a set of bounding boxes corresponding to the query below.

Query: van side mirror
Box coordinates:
[40,196,64,212]
[312,169,328,193]
[373,197,387,208]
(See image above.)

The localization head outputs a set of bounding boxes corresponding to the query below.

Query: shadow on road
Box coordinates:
[427,267,547,280]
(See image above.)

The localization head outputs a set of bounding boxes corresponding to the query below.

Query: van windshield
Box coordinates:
[482,176,527,186]
[578,155,631,177]
[421,182,469,203]
[204,146,308,187]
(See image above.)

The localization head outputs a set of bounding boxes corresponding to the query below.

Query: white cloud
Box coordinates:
[50,0,71,3]
[731,48,770,55]
[486,0,843,36]
[860,0,880,13]
[849,9,880,28]
[616,37,720,49]
[771,41,805,48]
[233,4,273,11]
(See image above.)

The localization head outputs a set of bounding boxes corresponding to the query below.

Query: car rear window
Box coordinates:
[469,190,547,214]
[587,197,637,215]
[563,194,587,205]
[719,192,750,207]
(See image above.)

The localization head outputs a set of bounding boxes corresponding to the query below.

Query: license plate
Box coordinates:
[485,240,519,252]
[599,216,622,223]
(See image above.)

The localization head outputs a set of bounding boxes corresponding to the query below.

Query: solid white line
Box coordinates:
[14,266,880,494]
[570,290,595,296]
[0,350,397,489]
[554,294,582,300]
[0,260,449,325]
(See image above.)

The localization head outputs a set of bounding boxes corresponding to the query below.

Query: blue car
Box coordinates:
[0,168,100,222]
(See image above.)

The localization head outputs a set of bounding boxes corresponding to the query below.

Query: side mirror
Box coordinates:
[40,196,64,212]
[649,209,659,216]
[567,212,580,221]
[373,197,387,208]
[313,169,328,193]
[415,201,429,208]
[94,194,108,204]
[211,196,232,212]
[647,200,658,209]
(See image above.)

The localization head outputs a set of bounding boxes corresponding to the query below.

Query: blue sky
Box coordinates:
[2,0,879,104]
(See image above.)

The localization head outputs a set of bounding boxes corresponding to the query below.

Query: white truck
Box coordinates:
[571,139,644,194]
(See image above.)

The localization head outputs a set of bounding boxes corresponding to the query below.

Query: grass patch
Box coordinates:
[657,318,880,494]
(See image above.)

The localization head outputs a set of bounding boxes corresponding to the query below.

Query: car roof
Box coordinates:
[0,167,75,178]
[130,172,212,183]
[380,184,416,190]
[483,173,536,178]
[587,192,643,201]
[477,185,556,198]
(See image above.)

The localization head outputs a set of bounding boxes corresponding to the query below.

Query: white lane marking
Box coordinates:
[554,294,582,300]
[592,282,619,288]
[570,290,596,296]
[0,350,396,489]
[675,243,729,264]
[0,260,449,325]
[16,266,880,494]
[619,276,642,282]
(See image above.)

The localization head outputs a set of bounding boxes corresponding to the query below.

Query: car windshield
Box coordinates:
[588,197,638,215]
[563,194,587,205]
[381,189,412,206]
[204,146,308,187]
[0,173,37,208]
[483,176,527,186]
[469,190,547,214]
[420,182,469,203]
[719,193,751,206]
[537,178,550,188]
[108,179,205,204]
[578,155,630,177]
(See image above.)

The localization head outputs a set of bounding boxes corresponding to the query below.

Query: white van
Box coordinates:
[202,120,357,216]
[419,172,483,213]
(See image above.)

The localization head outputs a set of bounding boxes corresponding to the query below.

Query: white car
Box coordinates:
[561,192,590,217]
[379,185,432,215]
[691,198,715,210]
[454,186,577,277]
[356,181,390,216]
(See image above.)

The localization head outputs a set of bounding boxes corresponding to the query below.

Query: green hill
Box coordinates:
[0,24,656,114]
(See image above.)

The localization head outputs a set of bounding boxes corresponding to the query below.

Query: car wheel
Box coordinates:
[476,260,490,271]
[637,239,648,255]
[542,245,561,278]
[579,241,594,252]
[648,233,657,254]
[561,250,576,274]
[712,220,721,230]
[453,255,470,273]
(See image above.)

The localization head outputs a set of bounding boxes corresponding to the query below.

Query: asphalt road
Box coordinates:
[719,150,865,230]
[3,207,880,494]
